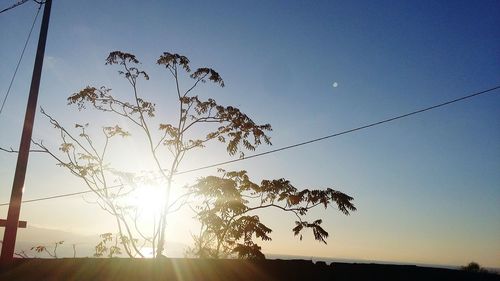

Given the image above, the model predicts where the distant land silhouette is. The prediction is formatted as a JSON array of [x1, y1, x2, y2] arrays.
[[1, 258, 499, 281]]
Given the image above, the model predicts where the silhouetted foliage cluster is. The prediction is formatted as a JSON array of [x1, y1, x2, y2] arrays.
[[460, 262, 489, 273], [14, 241, 70, 259], [187, 170, 356, 259], [94, 233, 138, 258], [67, 51, 271, 160], [31, 50, 273, 257]]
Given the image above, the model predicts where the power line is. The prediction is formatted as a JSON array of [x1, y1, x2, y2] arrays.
[[0, 184, 124, 206], [0, 2, 42, 115], [0, 85, 499, 206], [174, 85, 500, 175], [0, 0, 30, 14]]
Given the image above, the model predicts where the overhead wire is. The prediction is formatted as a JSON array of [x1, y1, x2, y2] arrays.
[[174, 85, 500, 175], [0, 1, 42, 115], [0, 85, 499, 207], [0, 0, 30, 14], [0, 184, 124, 206]]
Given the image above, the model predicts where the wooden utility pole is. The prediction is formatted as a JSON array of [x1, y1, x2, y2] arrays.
[[1, 0, 52, 262]]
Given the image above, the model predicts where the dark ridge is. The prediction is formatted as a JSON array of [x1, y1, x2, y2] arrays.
[[1, 258, 499, 281]]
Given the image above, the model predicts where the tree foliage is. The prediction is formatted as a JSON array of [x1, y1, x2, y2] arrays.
[[2, 50, 356, 259], [14, 241, 70, 259], [460, 262, 489, 273], [28, 50, 272, 257], [187, 170, 356, 259]]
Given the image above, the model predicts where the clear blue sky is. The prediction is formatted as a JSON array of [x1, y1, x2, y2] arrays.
[[0, 0, 499, 267]]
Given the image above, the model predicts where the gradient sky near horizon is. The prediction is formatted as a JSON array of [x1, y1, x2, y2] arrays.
[[0, 0, 499, 267]]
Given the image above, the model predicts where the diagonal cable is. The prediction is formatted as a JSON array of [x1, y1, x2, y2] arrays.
[[0, 0, 30, 14], [0, 2, 42, 115], [174, 85, 500, 175]]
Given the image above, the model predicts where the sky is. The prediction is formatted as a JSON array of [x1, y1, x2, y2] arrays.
[[0, 0, 499, 267]]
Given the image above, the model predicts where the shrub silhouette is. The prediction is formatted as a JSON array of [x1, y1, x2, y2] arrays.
[[187, 169, 356, 259]]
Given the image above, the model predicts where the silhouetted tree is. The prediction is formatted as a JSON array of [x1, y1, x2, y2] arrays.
[[187, 170, 356, 259], [2, 51, 356, 259], [461, 262, 489, 273], [25, 51, 272, 257]]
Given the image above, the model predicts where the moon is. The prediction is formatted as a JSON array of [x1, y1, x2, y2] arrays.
[[332, 82, 339, 88]]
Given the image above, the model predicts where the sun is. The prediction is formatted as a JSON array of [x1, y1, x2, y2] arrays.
[[121, 180, 193, 247], [127, 183, 165, 216]]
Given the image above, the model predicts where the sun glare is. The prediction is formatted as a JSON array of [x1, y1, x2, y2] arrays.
[[128, 183, 164, 216]]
